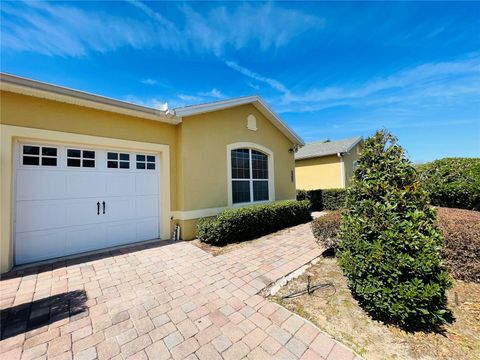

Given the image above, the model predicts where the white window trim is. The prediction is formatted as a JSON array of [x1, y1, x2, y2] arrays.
[[226, 142, 275, 207]]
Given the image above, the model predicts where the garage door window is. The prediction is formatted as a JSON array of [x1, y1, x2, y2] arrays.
[[107, 152, 130, 169], [67, 149, 95, 168], [22, 145, 57, 166], [136, 154, 156, 170]]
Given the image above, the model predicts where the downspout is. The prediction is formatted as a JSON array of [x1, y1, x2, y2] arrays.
[[337, 152, 346, 189]]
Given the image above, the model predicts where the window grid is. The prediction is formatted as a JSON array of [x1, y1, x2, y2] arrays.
[[67, 149, 96, 168], [107, 152, 130, 169], [22, 145, 57, 166], [231, 149, 269, 204], [136, 154, 156, 170]]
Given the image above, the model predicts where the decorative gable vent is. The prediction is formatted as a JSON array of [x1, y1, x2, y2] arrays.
[[247, 114, 257, 131]]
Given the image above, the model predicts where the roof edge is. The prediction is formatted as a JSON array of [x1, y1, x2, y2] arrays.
[[0, 73, 181, 125]]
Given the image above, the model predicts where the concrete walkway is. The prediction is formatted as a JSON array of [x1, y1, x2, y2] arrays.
[[1, 223, 359, 360]]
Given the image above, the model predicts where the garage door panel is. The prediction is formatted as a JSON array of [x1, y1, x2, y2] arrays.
[[106, 221, 137, 247], [16, 169, 67, 200], [135, 196, 159, 218], [16, 200, 66, 232], [136, 218, 159, 242], [66, 225, 106, 255], [67, 172, 106, 198], [15, 230, 66, 264], [105, 173, 136, 196], [104, 198, 136, 221], [66, 199, 104, 227], [135, 173, 159, 195]]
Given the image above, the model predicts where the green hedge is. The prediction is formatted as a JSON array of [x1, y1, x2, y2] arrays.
[[296, 188, 346, 211], [197, 200, 311, 246], [416, 158, 480, 211]]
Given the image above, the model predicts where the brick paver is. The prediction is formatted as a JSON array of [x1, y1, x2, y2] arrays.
[[1, 223, 359, 359]]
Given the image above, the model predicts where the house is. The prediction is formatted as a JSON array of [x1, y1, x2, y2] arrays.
[[0, 73, 303, 272], [295, 136, 363, 190]]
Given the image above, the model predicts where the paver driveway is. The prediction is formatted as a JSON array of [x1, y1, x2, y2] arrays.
[[1, 223, 359, 360]]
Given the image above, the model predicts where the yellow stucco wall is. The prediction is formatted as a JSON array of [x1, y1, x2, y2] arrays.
[[176, 104, 297, 211], [295, 155, 342, 190]]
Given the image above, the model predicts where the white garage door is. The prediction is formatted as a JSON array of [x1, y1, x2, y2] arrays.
[[14, 142, 160, 265]]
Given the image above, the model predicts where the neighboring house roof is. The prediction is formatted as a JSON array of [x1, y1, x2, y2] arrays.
[[0, 73, 180, 124], [173, 96, 304, 146], [295, 136, 363, 160], [0, 73, 304, 145]]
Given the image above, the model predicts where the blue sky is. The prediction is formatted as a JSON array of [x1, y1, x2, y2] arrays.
[[1, 1, 479, 162]]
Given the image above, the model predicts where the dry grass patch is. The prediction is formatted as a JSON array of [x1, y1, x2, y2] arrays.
[[270, 256, 480, 360]]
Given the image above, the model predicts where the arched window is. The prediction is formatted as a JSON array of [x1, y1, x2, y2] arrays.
[[230, 148, 270, 204]]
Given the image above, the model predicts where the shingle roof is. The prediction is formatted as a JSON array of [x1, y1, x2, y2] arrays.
[[295, 136, 363, 160]]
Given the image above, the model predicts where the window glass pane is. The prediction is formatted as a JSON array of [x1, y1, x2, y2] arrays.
[[137, 162, 146, 169], [147, 163, 155, 170], [83, 151, 95, 159], [23, 156, 39, 165], [107, 152, 118, 160], [231, 149, 250, 179], [120, 161, 129, 169], [42, 147, 57, 156], [136, 154, 145, 162], [23, 146, 39, 155], [147, 155, 155, 162], [253, 181, 269, 201], [67, 158, 81, 167], [252, 150, 268, 179], [232, 180, 250, 204], [42, 157, 57, 166], [83, 160, 95, 168], [107, 161, 118, 168], [120, 153, 129, 161], [68, 149, 81, 158]]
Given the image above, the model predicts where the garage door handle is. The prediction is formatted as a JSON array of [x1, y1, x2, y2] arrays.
[[102, 201, 106, 214], [97, 202, 100, 215]]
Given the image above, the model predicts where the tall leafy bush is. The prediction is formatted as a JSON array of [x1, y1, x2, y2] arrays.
[[338, 130, 451, 329]]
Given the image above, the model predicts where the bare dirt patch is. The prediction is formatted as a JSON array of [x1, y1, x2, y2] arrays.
[[270, 255, 480, 360]]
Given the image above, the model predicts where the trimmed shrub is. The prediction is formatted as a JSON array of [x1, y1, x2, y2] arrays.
[[308, 190, 323, 211], [417, 158, 480, 211], [296, 189, 346, 211], [438, 207, 480, 282], [338, 130, 452, 329], [296, 189, 310, 202], [197, 200, 311, 246], [311, 211, 342, 250], [322, 189, 346, 210]]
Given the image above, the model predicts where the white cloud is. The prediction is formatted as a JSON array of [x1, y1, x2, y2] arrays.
[[123, 95, 168, 111], [177, 94, 202, 102], [225, 61, 290, 95], [1, 1, 324, 57], [141, 78, 158, 85], [0, 1, 156, 57], [198, 88, 225, 99]]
